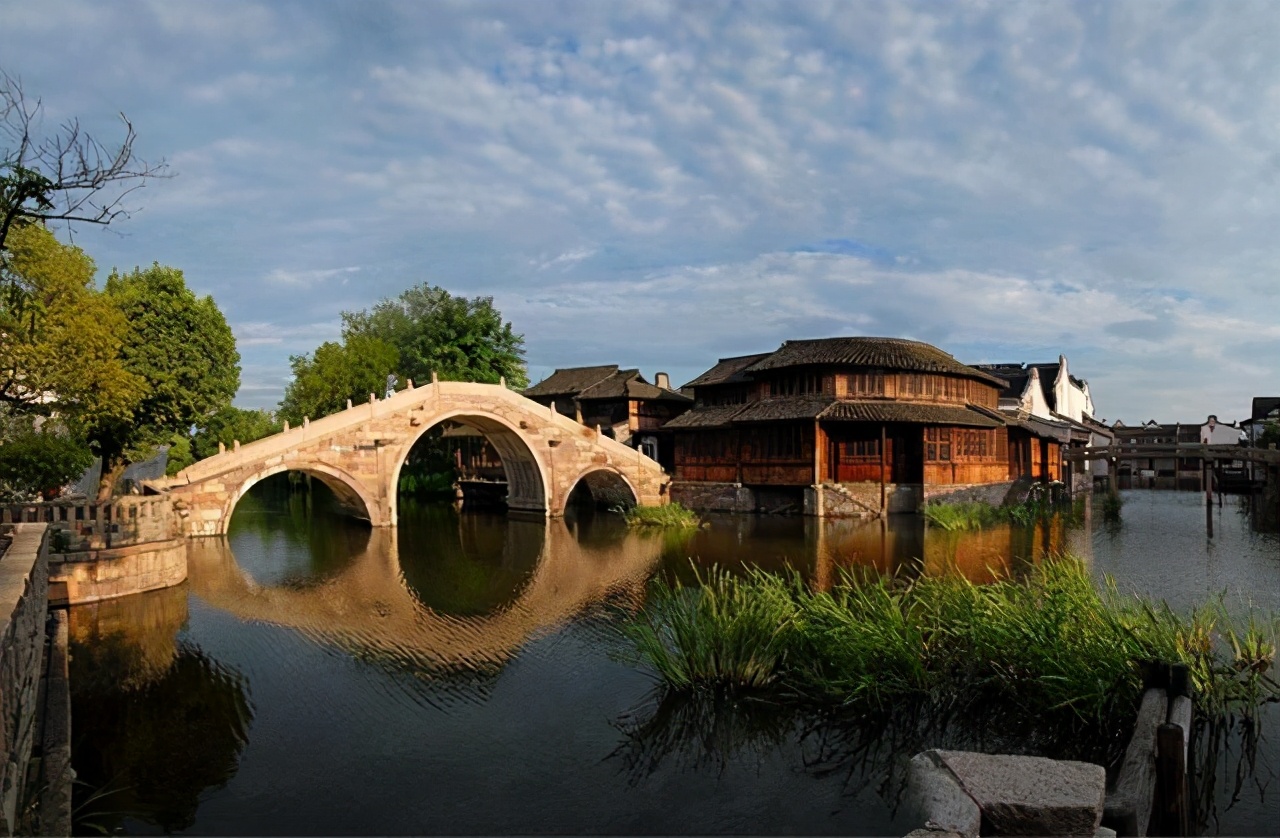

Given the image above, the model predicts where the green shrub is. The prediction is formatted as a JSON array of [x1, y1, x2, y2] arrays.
[[622, 502, 701, 529]]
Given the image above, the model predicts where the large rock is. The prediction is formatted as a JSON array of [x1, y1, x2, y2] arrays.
[[934, 750, 1105, 837], [904, 752, 982, 838]]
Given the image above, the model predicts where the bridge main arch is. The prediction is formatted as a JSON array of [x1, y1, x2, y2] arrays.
[[387, 408, 551, 525]]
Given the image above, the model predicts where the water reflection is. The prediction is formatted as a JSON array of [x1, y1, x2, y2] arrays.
[[69, 589, 253, 834], [396, 500, 543, 616], [226, 474, 369, 588], [190, 506, 664, 676], [651, 507, 1085, 589], [65, 491, 1279, 836]]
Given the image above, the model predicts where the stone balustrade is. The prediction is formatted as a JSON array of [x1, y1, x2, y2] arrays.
[[0, 495, 179, 552]]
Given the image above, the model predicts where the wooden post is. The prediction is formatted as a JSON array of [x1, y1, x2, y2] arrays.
[[1153, 722, 1190, 837], [880, 424, 887, 514]]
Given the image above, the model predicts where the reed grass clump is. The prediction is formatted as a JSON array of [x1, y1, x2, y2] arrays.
[[922, 494, 1066, 531], [622, 502, 701, 529], [1101, 492, 1124, 522], [620, 556, 1280, 723]]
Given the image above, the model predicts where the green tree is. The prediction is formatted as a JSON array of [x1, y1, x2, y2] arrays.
[[0, 413, 94, 501], [0, 223, 144, 430], [1260, 420, 1280, 449], [98, 264, 239, 497], [278, 334, 398, 424], [165, 406, 283, 476], [192, 406, 281, 463], [341, 284, 527, 389]]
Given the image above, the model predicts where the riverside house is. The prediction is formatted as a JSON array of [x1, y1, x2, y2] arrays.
[[665, 337, 1065, 517], [523, 365, 693, 471]]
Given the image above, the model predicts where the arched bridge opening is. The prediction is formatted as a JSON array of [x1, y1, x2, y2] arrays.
[[225, 471, 373, 586], [392, 414, 548, 519], [223, 464, 379, 535], [566, 468, 638, 511]]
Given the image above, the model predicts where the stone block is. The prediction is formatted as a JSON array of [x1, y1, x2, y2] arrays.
[[905, 752, 982, 838], [934, 750, 1105, 837]]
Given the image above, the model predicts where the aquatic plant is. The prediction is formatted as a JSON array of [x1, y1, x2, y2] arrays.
[[620, 555, 1280, 724], [922, 497, 1061, 531], [622, 502, 701, 529], [1101, 492, 1124, 523], [620, 566, 797, 690]]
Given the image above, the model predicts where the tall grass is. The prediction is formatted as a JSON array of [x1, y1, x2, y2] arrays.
[[922, 497, 1059, 531], [619, 556, 1280, 723], [622, 502, 701, 529]]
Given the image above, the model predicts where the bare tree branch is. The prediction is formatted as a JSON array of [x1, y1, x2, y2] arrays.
[[1, 69, 172, 254]]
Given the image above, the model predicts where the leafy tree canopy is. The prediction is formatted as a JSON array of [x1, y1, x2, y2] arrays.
[[0, 222, 144, 430], [165, 407, 283, 476], [98, 264, 239, 495], [341, 284, 527, 389], [0, 413, 94, 501], [278, 334, 397, 425], [1261, 420, 1280, 449]]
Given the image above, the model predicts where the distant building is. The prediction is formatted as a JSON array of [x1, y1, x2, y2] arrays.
[[523, 366, 693, 470], [971, 355, 1113, 493]]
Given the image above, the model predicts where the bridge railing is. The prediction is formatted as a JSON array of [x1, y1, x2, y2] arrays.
[[168, 379, 666, 483], [0, 495, 180, 552], [1065, 443, 1280, 465]]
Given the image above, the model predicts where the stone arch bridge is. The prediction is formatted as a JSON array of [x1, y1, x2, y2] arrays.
[[160, 381, 670, 537]]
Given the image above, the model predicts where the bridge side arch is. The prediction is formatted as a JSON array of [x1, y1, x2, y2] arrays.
[[559, 465, 639, 513], [220, 461, 383, 535], [388, 408, 552, 524]]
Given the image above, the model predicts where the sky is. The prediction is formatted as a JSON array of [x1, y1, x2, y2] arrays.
[[2, 0, 1278, 425]]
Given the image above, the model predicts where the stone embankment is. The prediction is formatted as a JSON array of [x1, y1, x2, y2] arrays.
[[1, 497, 186, 606], [0, 523, 71, 837]]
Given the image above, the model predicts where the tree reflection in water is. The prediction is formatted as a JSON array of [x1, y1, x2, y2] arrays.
[[70, 588, 253, 834]]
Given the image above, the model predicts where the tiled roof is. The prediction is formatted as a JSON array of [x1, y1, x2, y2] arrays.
[[1252, 397, 1280, 421], [575, 369, 640, 400], [576, 370, 693, 403], [662, 404, 748, 429], [683, 353, 771, 388], [731, 396, 834, 423], [747, 337, 1008, 386], [523, 365, 618, 397], [819, 401, 1003, 428]]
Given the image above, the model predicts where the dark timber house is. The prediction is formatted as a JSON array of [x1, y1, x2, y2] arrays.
[[523, 365, 693, 471], [665, 337, 1064, 517]]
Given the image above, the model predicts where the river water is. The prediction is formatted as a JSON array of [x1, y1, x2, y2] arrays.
[[68, 481, 1279, 835]]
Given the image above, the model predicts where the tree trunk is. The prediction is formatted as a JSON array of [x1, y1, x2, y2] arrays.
[[97, 453, 127, 501]]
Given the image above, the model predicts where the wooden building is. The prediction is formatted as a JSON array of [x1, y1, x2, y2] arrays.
[[665, 337, 1065, 517], [524, 365, 693, 471]]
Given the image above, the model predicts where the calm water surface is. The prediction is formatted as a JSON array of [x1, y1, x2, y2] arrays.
[[69, 484, 1279, 835]]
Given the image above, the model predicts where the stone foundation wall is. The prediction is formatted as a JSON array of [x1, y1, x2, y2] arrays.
[[0, 523, 49, 835], [670, 481, 756, 513], [48, 538, 187, 607], [923, 481, 1017, 508]]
